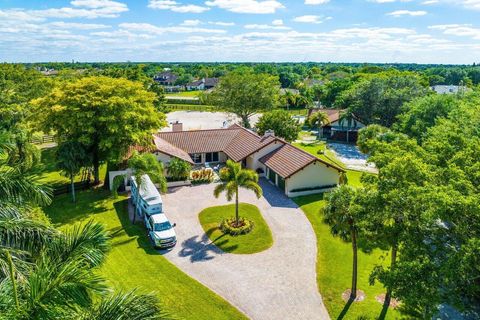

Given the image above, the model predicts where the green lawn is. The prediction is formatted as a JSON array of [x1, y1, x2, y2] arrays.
[[165, 90, 202, 98], [293, 195, 400, 319], [198, 203, 273, 254], [44, 190, 247, 320], [293, 141, 346, 169], [33, 146, 107, 188]]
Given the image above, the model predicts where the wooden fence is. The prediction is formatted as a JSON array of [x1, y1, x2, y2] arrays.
[[31, 135, 55, 145], [53, 180, 92, 196]]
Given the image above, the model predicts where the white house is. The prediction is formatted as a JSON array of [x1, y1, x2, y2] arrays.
[[145, 124, 344, 197]]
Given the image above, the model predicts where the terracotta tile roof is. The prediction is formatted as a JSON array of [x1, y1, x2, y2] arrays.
[[259, 143, 344, 178], [153, 136, 194, 164], [154, 126, 277, 162], [307, 109, 342, 124]]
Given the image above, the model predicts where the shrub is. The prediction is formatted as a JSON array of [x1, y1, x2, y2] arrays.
[[167, 158, 192, 181], [220, 217, 255, 236]]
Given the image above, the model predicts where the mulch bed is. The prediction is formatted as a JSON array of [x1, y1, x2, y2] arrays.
[[341, 289, 366, 302], [375, 293, 401, 308]]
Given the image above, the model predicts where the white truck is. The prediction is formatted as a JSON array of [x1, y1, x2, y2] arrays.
[[145, 213, 177, 249]]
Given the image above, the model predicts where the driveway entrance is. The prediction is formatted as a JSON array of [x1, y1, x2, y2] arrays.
[[162, 179, 330, 320]]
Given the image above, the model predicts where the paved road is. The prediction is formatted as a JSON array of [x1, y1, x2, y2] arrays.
[[162, 179, 330, 320]]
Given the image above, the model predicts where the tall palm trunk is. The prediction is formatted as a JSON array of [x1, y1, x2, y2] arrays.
[[350, 228, 358, 300], [235, 186, 239, 226], [384, 244, 398, 307], [6, 251, 19, 310], [70, 175, 76, 203]]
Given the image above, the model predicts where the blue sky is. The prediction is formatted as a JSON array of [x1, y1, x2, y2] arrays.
[[0, 0, 479, 63]]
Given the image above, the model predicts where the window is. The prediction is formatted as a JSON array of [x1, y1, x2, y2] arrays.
[[190, 153, 202, 164], [206, 152, 219, 162]]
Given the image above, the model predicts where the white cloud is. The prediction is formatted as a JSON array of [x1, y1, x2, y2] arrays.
[[181, 19, 201, 26], [293, 15, 330, 24], [305, 0, 330, 4], [0, 0, 128, 20], [429, 23, 480, 39], [208, 21, 235, 26], [453, 0, 480, 10], [244, 20, 290, 30], [48, 21, 111, 29], [387, 10, 428, 16], [422, 0, 439, 4], [118, 22, 226, 34], [369, 0, 413, 3], [70, 0, 127, 10], [204, 0, 285, 14], [148, 1, 210, 13]]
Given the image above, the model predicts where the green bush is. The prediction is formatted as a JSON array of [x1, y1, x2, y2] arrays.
[[220, 217, 255, 236], [167, 158, 192, 181]]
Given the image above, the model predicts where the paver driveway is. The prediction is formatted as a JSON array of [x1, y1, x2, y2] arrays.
[[162, 179, 330, 320]]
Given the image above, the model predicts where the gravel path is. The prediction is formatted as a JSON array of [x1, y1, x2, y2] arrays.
[[162, 179, 330, 320]]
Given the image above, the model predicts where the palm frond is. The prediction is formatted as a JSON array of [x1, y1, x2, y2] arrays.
[[0, 167, 52, 207], [80, 290, 170, 320]]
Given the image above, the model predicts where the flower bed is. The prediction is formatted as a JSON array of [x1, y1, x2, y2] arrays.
[[220, 217, 255, 236], [191, 168, 214, 185]]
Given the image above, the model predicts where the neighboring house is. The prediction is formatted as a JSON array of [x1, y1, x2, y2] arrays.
[[148, 124, 344, 197], [431, 85, 467, 95], [185, 77, 219, 91], [154, 71, 178, 86], [308, 108, 365, 143]]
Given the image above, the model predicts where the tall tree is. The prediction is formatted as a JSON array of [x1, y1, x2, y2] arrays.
[[338, 71, 427, 127], [324, 185, 363, 300], [211, 70, 280, 128], [214, 160, 262, 226], [56, 141, 90, 203], [256, 110, 300, 142], [34, 76, 165, 184]]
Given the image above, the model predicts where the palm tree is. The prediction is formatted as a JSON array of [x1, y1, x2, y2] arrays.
[[0, 220, 169, 320], [213, 160, 262, 227], [308, 111, 330, 140], [128, 152, 167, 224], [339, 110, 357, 143], [324, 185, 362, 301], [79, 290, 169, 320]]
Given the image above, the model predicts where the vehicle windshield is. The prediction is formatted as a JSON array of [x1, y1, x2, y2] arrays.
[[153, 222, 172, 232]]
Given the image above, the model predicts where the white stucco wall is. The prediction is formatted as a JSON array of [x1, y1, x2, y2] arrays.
[[286, 161, 340, 193], [155, 151, 173, 165], [246, 141, 284, 172]]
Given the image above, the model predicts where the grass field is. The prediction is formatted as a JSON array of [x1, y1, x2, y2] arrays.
[[293, 141, 346, 169], [165, 90, 202, 98], [293, 194, 400, 320], [198, 203, 273, 254], [34, 146, 107, 188], [44, 190, 247, 320]]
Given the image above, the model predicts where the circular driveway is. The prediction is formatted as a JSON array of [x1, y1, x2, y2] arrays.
[[162, 179, 330, 320]]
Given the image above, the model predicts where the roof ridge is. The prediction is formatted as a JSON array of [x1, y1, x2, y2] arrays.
[[155, 127, 241, 135]]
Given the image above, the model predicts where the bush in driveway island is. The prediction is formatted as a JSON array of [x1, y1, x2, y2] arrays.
[[220, 217, 254, 236]]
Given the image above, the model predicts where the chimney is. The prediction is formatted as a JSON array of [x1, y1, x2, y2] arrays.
[[264, 130, 275, 138], [172, 121, 183, 132]]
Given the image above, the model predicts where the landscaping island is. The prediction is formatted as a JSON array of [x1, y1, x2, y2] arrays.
[[198, 203, 273, 254]]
